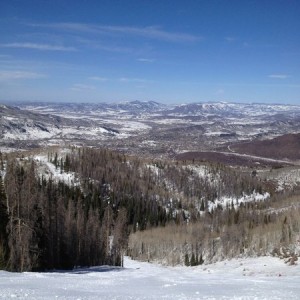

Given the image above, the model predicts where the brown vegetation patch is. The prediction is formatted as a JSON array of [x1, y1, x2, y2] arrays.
[[176, 151, 286, 168], [231, 133, 300, 161]]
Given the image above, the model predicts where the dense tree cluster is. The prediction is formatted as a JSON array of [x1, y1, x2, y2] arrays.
[[64, 147, 170, 230], [0, 146, 298, 271], [0, 156, 128, 271]]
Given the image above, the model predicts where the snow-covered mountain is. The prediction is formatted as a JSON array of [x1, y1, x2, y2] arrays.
[[0, 105, 61, 140], [115, 100, 165, 113], [2, 100, 300, 157], [18, 100, 166, 116], [0, 103, 119, 145], [168, 102, 300, 117]]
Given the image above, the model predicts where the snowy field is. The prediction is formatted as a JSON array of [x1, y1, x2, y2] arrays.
[[1, 256, 300, 299]]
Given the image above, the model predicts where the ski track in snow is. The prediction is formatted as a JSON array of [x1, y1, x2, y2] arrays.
[[1, 256, 300, 299]]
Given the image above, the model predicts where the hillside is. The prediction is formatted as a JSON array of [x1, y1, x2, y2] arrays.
[[231, 133, 300, 161], [1, 146, 300, 271]]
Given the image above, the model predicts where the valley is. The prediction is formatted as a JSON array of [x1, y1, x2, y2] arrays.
[[2, 101, 300, 163]]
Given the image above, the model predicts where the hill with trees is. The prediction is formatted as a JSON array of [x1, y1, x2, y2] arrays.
[[0, 146, 299, 271]]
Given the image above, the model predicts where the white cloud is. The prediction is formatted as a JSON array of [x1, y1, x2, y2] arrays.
[[268, 74, 289, 79], [35, 23, 200, 43], [76, 38, 133, 53], [70, 83, 96, 91], [103, 25, 199, 42], [1, 43, 76, 51], [0, 70, 46, 81]]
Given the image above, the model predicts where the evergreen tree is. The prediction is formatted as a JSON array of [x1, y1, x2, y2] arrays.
[[190, 252, 196, 266], [184, 253, 190, 266], [199, 253, 204, 265]]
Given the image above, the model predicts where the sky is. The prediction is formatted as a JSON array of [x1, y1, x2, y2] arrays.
[[0, 0, 300, 104]]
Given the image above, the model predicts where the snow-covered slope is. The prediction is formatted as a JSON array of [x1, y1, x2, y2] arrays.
[[0, 256, 299, 299], [34, 154, 79, 186], [0, 104, 120, 143]]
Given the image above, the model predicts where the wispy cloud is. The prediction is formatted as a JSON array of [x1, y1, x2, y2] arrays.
[[1, 43, 76, 51], [224, 37, 236, 42], [94, 44, 133, 53], [216, 89, 225, 95], [88, 76, 108, 82], [137, 58, 155, 63], [0, 54, 12, 58], [0, 70, 46, 81], [119, 77, 150, 83], [102, 25, 199, 42], [70, 83, 96, 91], [33, 22, 200, 43], [268, 74, 290, 79], [216, 82, 300, 88]]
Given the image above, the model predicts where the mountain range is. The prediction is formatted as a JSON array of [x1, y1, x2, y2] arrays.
[[1, 100, 300, 160]]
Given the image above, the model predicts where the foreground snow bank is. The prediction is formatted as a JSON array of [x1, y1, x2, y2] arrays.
[[1, 256, 300, 299]]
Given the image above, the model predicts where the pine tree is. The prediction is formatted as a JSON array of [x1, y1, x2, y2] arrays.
[[64, 154, 70, 173], [0, 152, 4, 171], [53, 152, 58, 169], [184, 253, 190, 266], [190, 252, 196, 266], [199, 253, 204, 265], [200, 199, 205, 211]]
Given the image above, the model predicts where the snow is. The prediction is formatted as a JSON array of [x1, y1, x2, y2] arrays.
[[0, 147, 21, 153], [34, 155, 79, 186], [0, 256, 300, 299], [208, 191, 270, 212], [204, 131, 228, 136], [185, 165, 210, 179], [104, 119, 152, 132], [153, 118, 191, 125], [266, 168, 300, 191], [61, 126, 115, 140], [3, 126, 60, 140], [141, 140, 157, 146]]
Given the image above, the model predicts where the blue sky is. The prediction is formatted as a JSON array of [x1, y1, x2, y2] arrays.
[[0, 0, 299, 104]]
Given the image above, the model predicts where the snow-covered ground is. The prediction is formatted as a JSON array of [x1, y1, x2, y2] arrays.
[[34, 154, 79, 186], [208, 191, 270, 212], [1, 256, 300, 299]]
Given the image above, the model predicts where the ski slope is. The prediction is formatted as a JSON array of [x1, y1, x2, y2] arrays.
[[0, 256, 300, 299]]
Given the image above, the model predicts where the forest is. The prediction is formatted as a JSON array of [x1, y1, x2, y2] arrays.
[[0, 147, 299, 271]]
